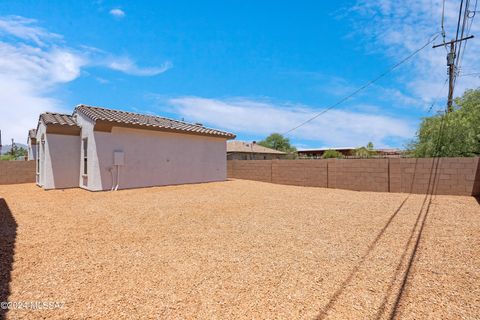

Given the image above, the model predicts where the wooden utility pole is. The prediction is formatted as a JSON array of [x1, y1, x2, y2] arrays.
[[446, 41, 455, 112], [11, 138, 15, 156], [433, 35, 474, 112]]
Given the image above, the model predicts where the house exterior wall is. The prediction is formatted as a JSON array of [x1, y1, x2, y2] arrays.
[[27, 138, 37, 160], [46, 134, 81, 189], [36, 123, 47, 187], [76, 112, 227, 191], [36, 122, 81, 189], [77, 114, 98, 189]]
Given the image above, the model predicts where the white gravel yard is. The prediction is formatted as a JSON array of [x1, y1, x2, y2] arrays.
[[0, 179, 479, 319]]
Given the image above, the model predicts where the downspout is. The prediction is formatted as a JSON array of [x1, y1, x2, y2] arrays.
[[109, 166, 116, 191], [114, 165, 120, 191]]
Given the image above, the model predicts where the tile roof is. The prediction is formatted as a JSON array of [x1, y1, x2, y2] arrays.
[[40, 112, 78, 127], [74, 105, 236, 139], [28, 129, 37, 139], [227, 141, 286, 154]]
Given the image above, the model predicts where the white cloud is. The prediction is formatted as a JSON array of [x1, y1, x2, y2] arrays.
[[166, 96, 414, 147], [106, 57, 172, 76], [0, 15, 170, 144], [0, 18, 86, 144], [351, 0, 480, 104], [0, 15, 61, 46], [109, 8, 125, 18]]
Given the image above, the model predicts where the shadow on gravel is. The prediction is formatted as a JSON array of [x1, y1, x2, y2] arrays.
[[374, 192, 431, 320], [315, 196, 410, 320], [384, 157, 442, 319], [474, 196, 480, 206], [0, 199, 16, 320]]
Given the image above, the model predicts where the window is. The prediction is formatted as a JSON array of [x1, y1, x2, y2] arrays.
[[83, 138, 88, 175]]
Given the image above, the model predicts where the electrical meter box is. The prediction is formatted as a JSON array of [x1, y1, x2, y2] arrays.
[[113, 151, 125, 166]]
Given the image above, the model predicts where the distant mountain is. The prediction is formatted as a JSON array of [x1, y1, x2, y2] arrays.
[[0, 143, 28, 155]]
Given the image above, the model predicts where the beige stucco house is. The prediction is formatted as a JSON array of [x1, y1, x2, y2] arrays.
[[227, 141, 286, 160], [35, 105, 235, 190], [27, 129, 37, 160]]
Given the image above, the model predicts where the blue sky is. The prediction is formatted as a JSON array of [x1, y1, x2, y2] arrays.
[[1, 0, 479, 148]]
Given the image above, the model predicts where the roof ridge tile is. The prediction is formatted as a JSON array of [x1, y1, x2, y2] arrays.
[[74, 104, 235, 139]]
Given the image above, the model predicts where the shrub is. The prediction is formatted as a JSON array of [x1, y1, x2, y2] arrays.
[[322, 150, 344, 159]]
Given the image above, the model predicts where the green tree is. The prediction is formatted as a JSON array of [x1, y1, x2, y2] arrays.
[[321, 150, 344, 159], [354, 147, 371, 158], [15, 147, 27, 158], [354, 142, 377, 158], [258, 133, 297, 153], [409, 89, 480, 157], [0, 145, 27, 161]]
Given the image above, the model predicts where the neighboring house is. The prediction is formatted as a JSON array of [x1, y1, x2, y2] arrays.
[[227, 141, 287, 160], [27, 129, 37, 160], [297, 147, 356, 158], [375, 148, 403, 157], [35, 105, 235, 190]]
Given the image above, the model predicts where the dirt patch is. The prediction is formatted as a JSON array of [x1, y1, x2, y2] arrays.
[[0, 180, 478, 319]]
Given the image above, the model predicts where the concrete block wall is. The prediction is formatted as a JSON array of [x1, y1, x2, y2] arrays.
[[273, 160, 328, 187], [301, 160, 329, 188], [0, 161, 36, 185], [328, 159, 389, 192], [228, 160, 272, 183], [228, 157, 480, 196], [389, 157, 480, 195]]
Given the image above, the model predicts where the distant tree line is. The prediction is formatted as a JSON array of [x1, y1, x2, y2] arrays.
[[321, 142, 377, 159]]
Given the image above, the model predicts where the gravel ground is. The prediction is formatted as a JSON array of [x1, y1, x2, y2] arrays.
[[0, 179, 478, 319]]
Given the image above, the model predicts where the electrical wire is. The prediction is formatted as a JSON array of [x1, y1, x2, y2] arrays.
[[467, 0, 478, 17], [427, 78, 449, 113], [454, 0, 477, 92], [457, 0, 477, 78], [455, 0, 470, 69], [282, 33, 440, 136], [455, 0, 465, 48], [441, 0, 447, 43]]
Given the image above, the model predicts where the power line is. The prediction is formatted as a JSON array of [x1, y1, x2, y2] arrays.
[[456, 0, 477, 78], [441, 0, 447, 42], [454, 0, 471, 75], [427, 78, 449, 113], [455, 0, 465, 48], [282, 33, 440, 136]]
